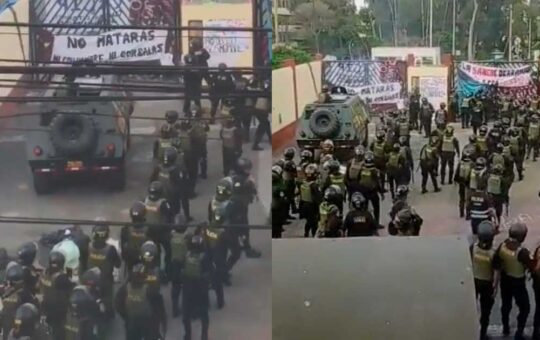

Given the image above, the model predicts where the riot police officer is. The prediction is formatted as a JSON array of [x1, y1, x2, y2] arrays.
[[1, 263, 39, 340], [370, 130, 391, 191], [358, 151, 385, 226], [6, 303, 49, 340], [476, 126, 489, 158], [345, 146, 364, 198], [318, 139, 336, 164], [343, 192, 378, 237], [470, 157, 489, 192], [182, 234, 212, 340], [398, 136, 414, 186], [419, 97, 434, 137], [323, 160, 345, 205], [220, 116, 242, 176], [395, 115, 410, 146], [494, 223, 533, 339], [298, 164, 321, 238], [461, 94, 472, 128], [115, 263, 166, 340], [190, 112, 210, 179], [471, 221, 498, 340], [419, 135, 441, 194], [298, 149, 314, 178], [409, 89, 420, 130], [435, 102, 448, 125], [391, 208, 423, 236], [120, 202, 150, 273], [463, 135, 480, 161], [183, 52, 202, 116], [272, 165, 288, 239], [86, 224, 120, 318], [164, 110, 179, 134], [210, 63, 235, 123], [229, 158, 261, 258], [509, 127, 525, 181], [487, 121, 503, 154], [527, 114, 540, 161], [471, 101, 485, 135], [468, 188, 495, 237], [282, 147, 298, 216], [316, 186, 342, 238], [486, 164, 507, 222], [153, 124, 174, 162], [439, 125, 460, 185], [64, 286, 99, 340], [150, 147, 191, 222], [39, 251, 73, 340], [16, 242, 39, 294], [386, 143, 405, 199], [169, 224, 188, 317], [175, 119, 197, 197], [140, 241, 161, 291], [199, 221, 227, 310], [387, 185, 410, 235], [454, 150, 473, 219]]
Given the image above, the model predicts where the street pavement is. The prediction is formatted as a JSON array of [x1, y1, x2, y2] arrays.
[[0, 95, 271, 340], [274, 120, 540, 339]]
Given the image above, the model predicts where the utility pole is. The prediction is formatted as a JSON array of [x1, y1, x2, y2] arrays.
[[429, 0, 433, 47], [273, 0, 280, 45], [509, 4, 513, 61], [528, 17, 532, 60], [452, 0, 456, 55]]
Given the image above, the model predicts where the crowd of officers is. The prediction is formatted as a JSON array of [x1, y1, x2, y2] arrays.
[[182, 38, 271, 151], [0, 109, 262, 339]]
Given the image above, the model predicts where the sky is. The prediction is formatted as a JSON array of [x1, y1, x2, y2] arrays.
[[354, 0, 367, 9]]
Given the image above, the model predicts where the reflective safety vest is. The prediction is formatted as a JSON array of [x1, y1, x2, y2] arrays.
[[318, 202, 337, 232], [205, 228, 222, 249], [170, 231, 188, 263], [143, 198, 165, 224], [461, 98, 470, 108], [502, 145, 513, 159], [387, 153, 400, 169], [459, 161, 472, 180], [399, 122, 409, 136], [178, 130, 192, 153], [157, 138, 172, 160], [477, 137, 488, 152], [472, 245, 494, 281], [442, 136, 455, 153], [510, 136, 520, 154], [373, 143, 385, 158], [529, 123, 539, 140], [469, 192, 489, 219], [421, 146, 435, 161], [487, 175, 502, 195], [492, 153, 505, 167], [300, 181, 313, 203], [221, 127, 237, 149], [126, 284, 151, 319], [184, 252, 203, 279], [348, 160, 363, 181], [330, 174, 345, 192], [469, 171, 481, 190], [358, 169, 376, 190], [499, 243, 526, 278]]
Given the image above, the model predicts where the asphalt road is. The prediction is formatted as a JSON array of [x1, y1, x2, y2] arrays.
[[274, 121, 540, 339], [0, 94, 271, 340]]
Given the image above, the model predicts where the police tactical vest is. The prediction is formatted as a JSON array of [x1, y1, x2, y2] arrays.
[[300, 181, 313, 203], [144, 198, 165, 224], [205, 228, 222, 249], [499, 243, 526, 278], [510, 136, 520, 154], [487, 175, 502, 195], [157, 167, 172, 194], [529, 123, 539, 140], [221, 127, 236, 149], [170, 232, 188, 263], [399, 122, 409, 136], [462, 98, 470, 108], [158, 138, 172, 160], [472, 245, 494, 281], [477, 137, 488, 152], [469, 171, 479, 190], [373, 143, 385, 158], [178, 130, 192, 153], [40, 271, 62, 306], [459, 161, 471, 180], [442, 137, 454, 153], [348, 160, 363, 181], [2, 287, 21, 329], [88, 243, 112, 275], [470, 192, 489, 219], [330, 174, 345, 192], [64, 312, 83, 340], [492, 153, 505, 167], [127, 226, 149, 255], [387, 153, 400, 169], [502, 102, 510, 112], [318, 202, 336, 232], [421, 146, 435, 161], [126, 284, 151, 319], [359, 169, 375, 190], [502, 145, 512, 158], [184, 252, 203, 279], [191, 123, 207, 143], [283, 161, 296, 181]]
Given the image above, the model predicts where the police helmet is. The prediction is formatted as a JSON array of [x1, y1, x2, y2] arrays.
[[328, 160, 340, 173], [475, 157, 486, 170], [70, 286, 93, 316], [509, 222, 528, 243], [48, 251, 65, 270], [502, 117, 511, 127], [354, 145, 365, 158], [165, 110, 179, 124], [351, 192, 367, 210], [510, 127, 519, 137], [469, 134, 477, 143], [216, 177, 233, 198], [496, 143, 504, 153], [364, 151, 375, 167], [305, 164, 318, 178], [462, 149, 472, 161], [399, 136, 408, 145], [477, 221, 495, 244], [148, 181, 164, 201], [393, 143, 400, 152], [445, 125, 454, 136], [376, 130, 385, 140], [162, 147, 177, 166], [396, 185, 409, 199], [323, 186, 338, 202], [479, 125, 488, 135], [321, 139, 334, 152], [272, 165, 283, 181], [284, 147, 295, 160], [130, 201, 147, 223], [422, 97, 428, 103], [140, 241, 158, 263], [5, 262, 23, 284], [236, 157, 253, 174], [80, 267, 102, 288], [13, 303, 39, 333], [160, 124, 173, 139], [91, 224, 109, 241], [17, 242, 37, 267], [300, 149, 313, 161], [395, 208, 413, 226], [493, 120, 502, 129], [502, 136, 510, 146], [218, 62, 227, 71], [492, 163, 504, 174]]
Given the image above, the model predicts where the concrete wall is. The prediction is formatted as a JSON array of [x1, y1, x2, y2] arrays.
[[0, 1, 29, 97], [408, 66, 449, 108], [272, 60, 321, 152], [181, 3, 254, 68]]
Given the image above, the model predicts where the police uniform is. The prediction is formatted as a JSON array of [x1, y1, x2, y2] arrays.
[[210, 70, 235, 118], [282, 159, 298, 215], [343, 209, 377, 237], [168, 228, 189, 317], [190, 120, 210, 179], [527, 119, 540, 160], [298, 174, 321, 238], [150, 162, 191, 221], [357, 166, 384, 225], [86, 241, 121, 317], [409, 93, 420, 129], [471, 242, 498, 340], [385, 150, 405, 199], [439, 134, 459, 184], [461, 96, 472, 128], [369, 140, 390, 189], [419, 142, 440, 193], [486, 171, 507, 221], [454, 159, 473, 218], [468, 190, 492, 235], [40, 269, 73, 339], [471, 104, 484, 135], [220, 123, 242, 176], [316, 201, 342, 238], [1, 285, 39, 339], [143, 196, 173, 278], [345, 158, 363, 198], [419, 102, 434, 137], [509, 132, 525, 180], [272, 173, 288, 239], [120, 225, 150, 273], [182, 53, 202, 115]]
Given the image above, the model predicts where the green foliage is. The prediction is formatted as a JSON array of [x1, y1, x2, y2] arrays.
[[271, 46, 313, 69]]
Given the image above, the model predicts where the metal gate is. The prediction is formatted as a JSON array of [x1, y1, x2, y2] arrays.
[[322, 60, 408, 113]]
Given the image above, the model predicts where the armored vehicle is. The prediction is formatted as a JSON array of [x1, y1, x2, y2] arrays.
[[26, 74, 133, 194], [296, 87, 369, 161]]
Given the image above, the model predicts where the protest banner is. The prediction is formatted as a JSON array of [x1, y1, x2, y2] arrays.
[[203, 19, 252, 67], [419, 76, 447, 107], [51, 29, 168, 63], [349, 82, 402, 105], [459, 61, 532, 87]]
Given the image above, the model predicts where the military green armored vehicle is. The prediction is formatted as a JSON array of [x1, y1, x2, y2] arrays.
[[296, 87, 369, 161], [26, 74, 133, 194]]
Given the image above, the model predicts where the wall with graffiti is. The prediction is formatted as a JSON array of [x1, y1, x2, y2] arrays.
[[180, 0, 253, 68]]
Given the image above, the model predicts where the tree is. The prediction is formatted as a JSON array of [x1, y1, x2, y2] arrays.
[[293, 1, 336, 53], [468, 0, 479, 60]]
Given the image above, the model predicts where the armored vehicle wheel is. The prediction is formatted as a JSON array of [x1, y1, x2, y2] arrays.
[[33, 174, 54, 195], [309, 109, 339, 138], [106, 166, 126, 191], [50, 114, 98, 157]]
